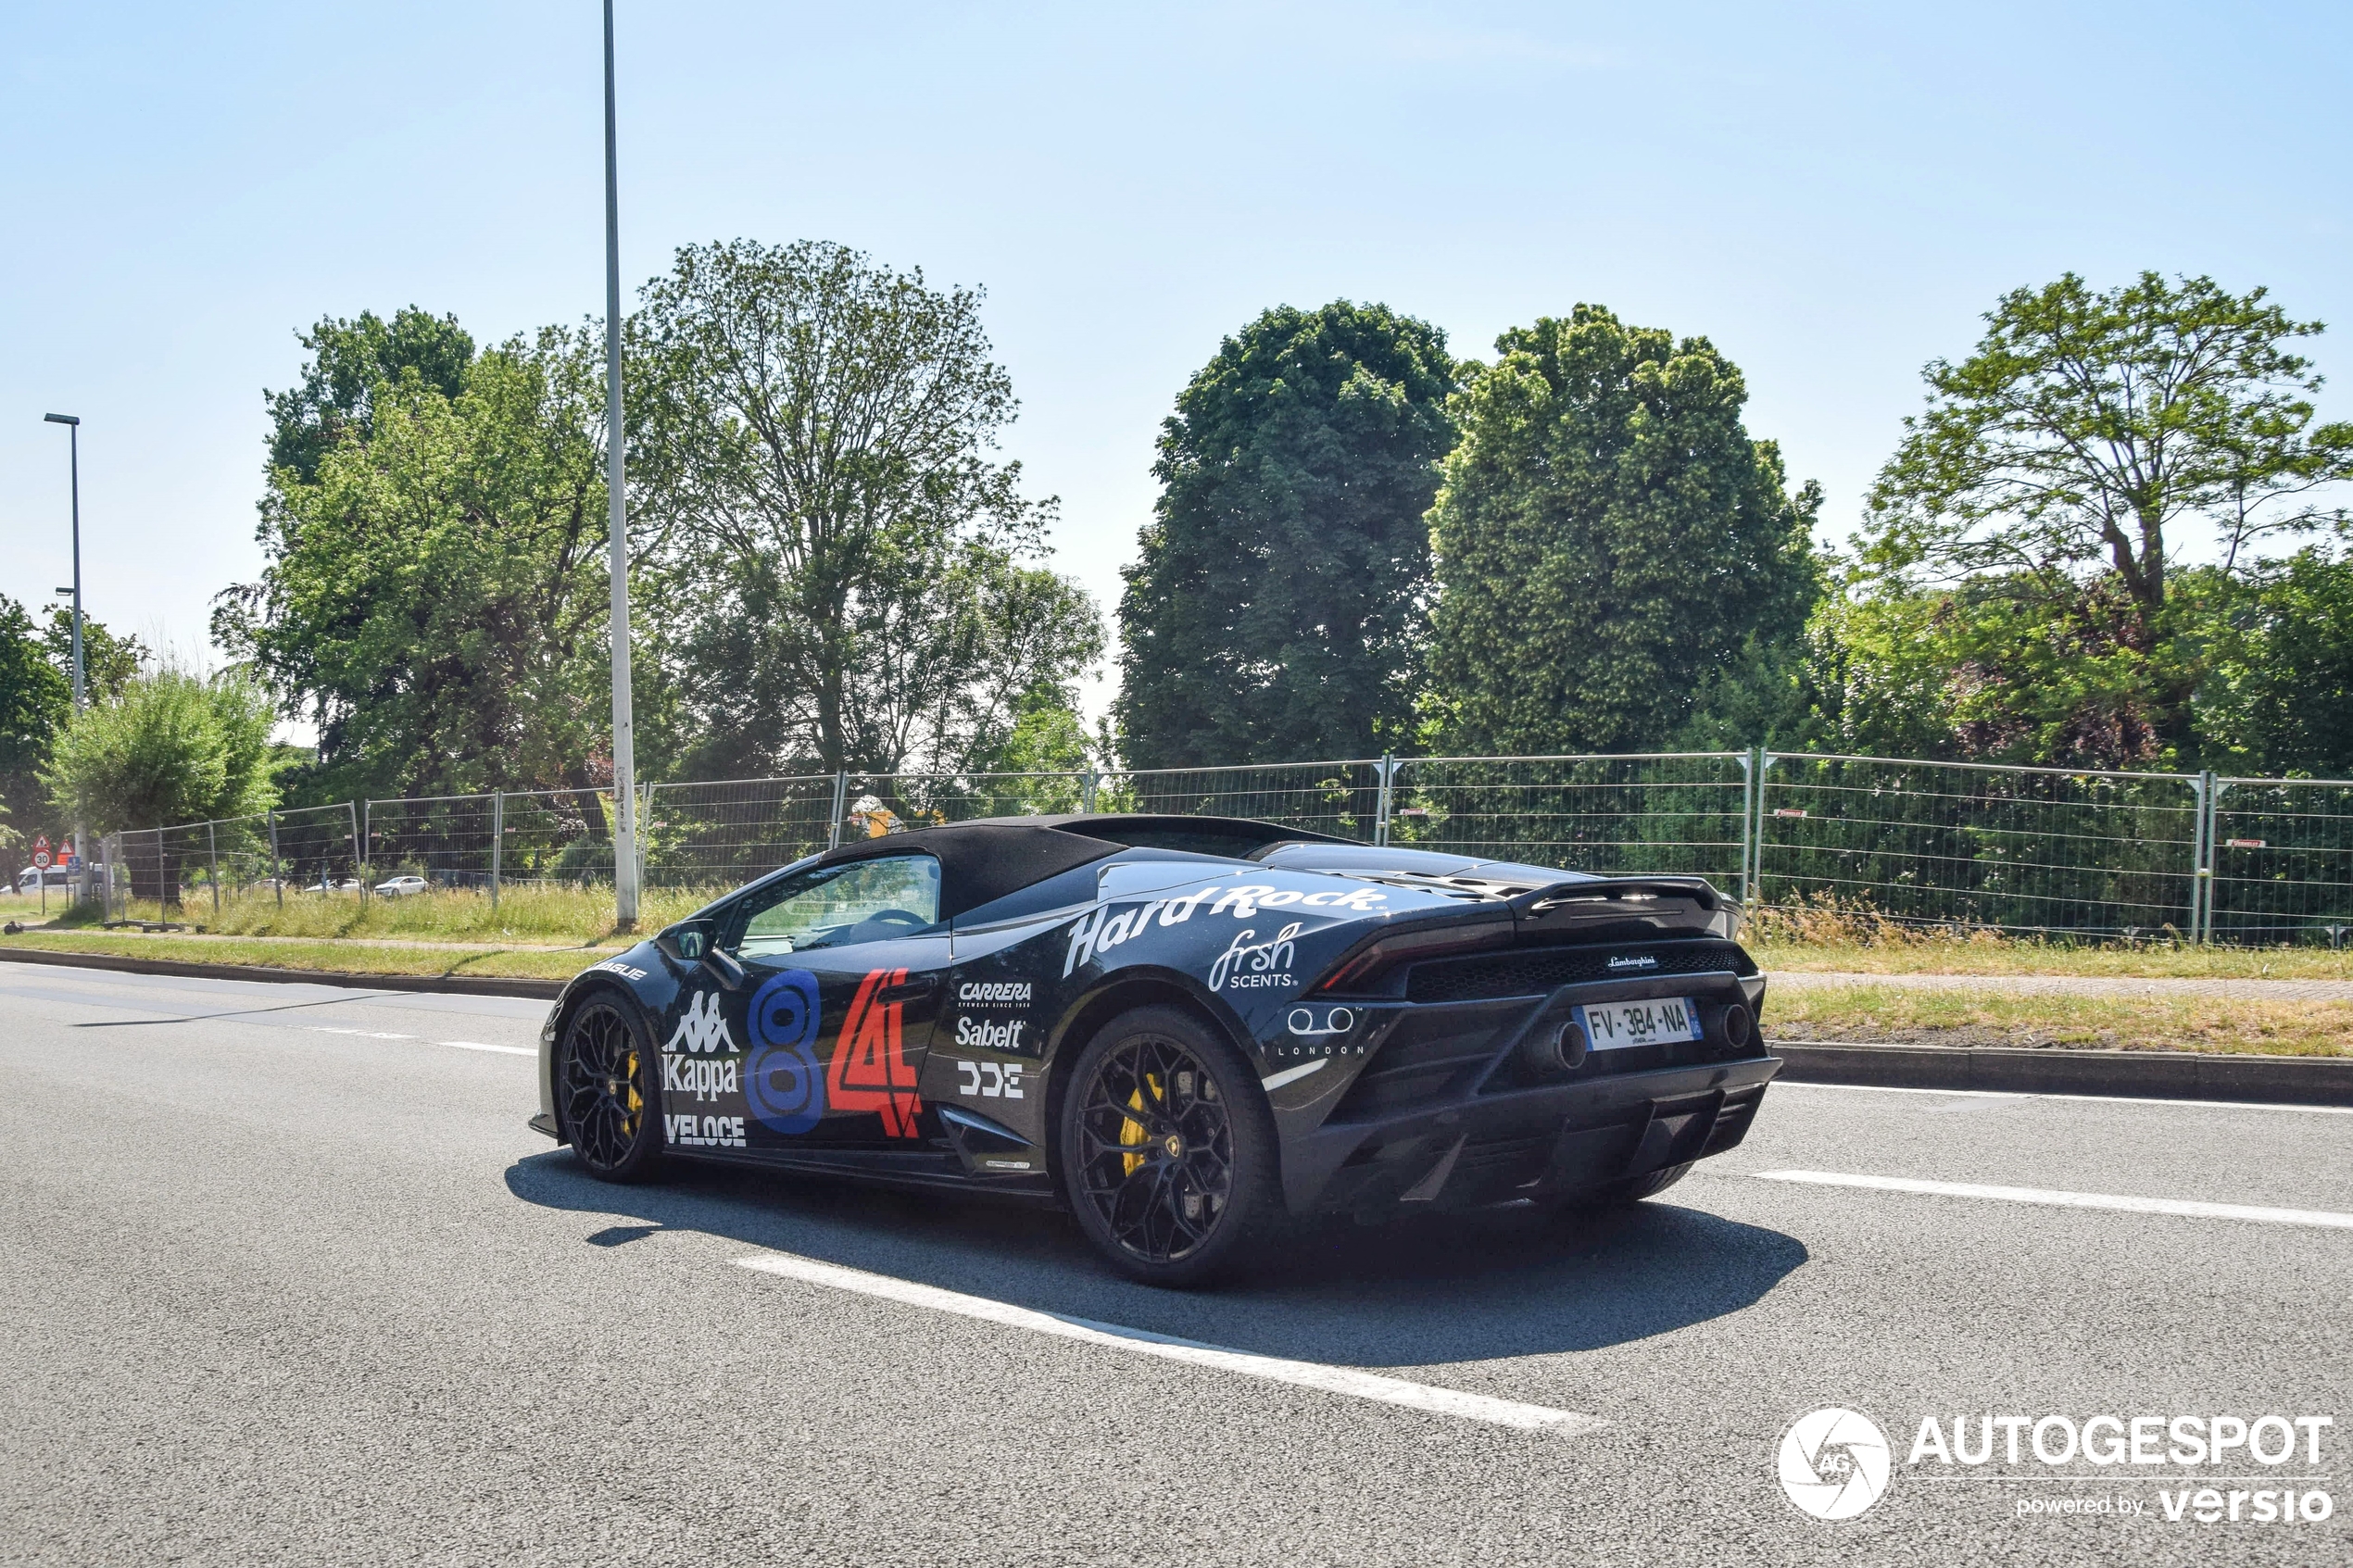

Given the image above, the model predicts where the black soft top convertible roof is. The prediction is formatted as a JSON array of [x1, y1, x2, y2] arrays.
[[812, 814, 1344, 921]]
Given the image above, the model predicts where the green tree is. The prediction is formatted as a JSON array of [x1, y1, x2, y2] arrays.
[[42, 663, 279, 833], [630, 239, 1098, 776], [264, 307, 475, 484], [2, 598, 146, 854], [1427, 305, 1820, 755], [1864, 272, 2353, 758], [1116, 301, 1457, 768], [216, 325, 620, 799], [2189, 542, 2353, 775], [0, 596, 69, 852]]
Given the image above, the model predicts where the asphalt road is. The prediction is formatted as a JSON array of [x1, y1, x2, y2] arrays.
[[5, 963, 2346, 1567]]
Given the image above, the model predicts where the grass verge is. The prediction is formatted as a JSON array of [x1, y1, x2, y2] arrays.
[[0, 930, 593, 982], [1767, 984, 2353, 1058]]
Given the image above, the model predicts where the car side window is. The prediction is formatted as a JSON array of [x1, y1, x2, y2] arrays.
[[730, 855, 943, 957]]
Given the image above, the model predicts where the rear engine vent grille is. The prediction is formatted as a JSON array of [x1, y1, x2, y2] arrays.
[[1406, 939, 1755, 1004]]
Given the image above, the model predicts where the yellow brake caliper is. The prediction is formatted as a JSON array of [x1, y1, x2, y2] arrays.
[[623, 1048, 642, 1137], [1120, 1074, 1161, 1176]]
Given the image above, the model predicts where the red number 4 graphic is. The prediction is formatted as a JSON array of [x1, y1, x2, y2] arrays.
[[828, 968, 925, 1137]]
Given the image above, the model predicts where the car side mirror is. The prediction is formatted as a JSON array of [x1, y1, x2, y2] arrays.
[[660, 919, 714, 963]]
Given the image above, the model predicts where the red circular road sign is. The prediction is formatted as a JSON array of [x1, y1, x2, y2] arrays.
[[31, 850, 51, 868]]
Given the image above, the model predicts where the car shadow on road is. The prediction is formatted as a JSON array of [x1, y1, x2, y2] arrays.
[[506, 1150, 1806, 1367]]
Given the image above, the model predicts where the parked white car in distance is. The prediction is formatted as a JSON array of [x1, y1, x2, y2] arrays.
[[373, 874, 429, 898]]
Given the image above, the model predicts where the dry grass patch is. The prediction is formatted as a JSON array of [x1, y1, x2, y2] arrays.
[[1767, 984, 2353, 1057], [1746, 897, 2353, 980]]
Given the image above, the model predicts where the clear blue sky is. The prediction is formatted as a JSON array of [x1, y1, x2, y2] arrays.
[[5, 1, 2347, 721]]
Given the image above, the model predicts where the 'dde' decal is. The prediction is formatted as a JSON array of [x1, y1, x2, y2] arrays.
[[829, 968, 925, 1138], [745, 969, 825, 1135]]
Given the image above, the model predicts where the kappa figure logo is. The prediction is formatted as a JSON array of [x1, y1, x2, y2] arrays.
[[1778, 1408, 1893, 1521]]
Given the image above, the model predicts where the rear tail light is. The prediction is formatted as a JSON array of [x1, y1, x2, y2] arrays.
[[1312, 917, 1513, 994]]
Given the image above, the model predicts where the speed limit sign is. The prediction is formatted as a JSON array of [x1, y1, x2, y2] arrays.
[[31, 849, 50, 869]]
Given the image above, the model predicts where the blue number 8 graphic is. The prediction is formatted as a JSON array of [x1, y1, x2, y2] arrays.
[[746, 970, 825, 1134]]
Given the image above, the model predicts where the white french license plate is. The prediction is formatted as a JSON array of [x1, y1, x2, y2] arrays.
[[1576, 997, 1703, 1049]]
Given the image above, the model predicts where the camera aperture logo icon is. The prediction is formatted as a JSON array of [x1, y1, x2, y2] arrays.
[[1779, 1408, 1892, 1521]]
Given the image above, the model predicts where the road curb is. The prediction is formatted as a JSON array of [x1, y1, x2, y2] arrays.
[[0, 944, 567, 1000], [1771, 1039, 2353, 1107]]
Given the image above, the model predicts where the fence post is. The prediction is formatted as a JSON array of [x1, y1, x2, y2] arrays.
[[1736, 750, 1756, 905], [1081, 769, 1099, 813], [489, 791, 503, 909], [268, 811, 283, 909], [828, 771, 848, 849], [1374, 753, 1396, 847], [2198, 772, 2226, 945], [1749, 747, 1774, 907], [208, 821, 220, 919], [346, 801, 363, 901]]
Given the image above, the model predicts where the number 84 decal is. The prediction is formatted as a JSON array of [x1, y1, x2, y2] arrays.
[[956, 1060, 1025, 1099]]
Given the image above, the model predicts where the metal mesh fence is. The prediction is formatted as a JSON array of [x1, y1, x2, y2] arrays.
[[94, 749, 2353, 942], [2208, 778, 2353, 947], [1111, 761, 1387, 839], [1390, 755, 1750, 883], [1754, 756, 2202, 936], [646, 776, 837, 888]]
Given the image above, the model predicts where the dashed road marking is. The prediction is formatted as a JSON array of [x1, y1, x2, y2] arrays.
[[307, 1024, 533, 1057], [1771, 1080, 2353, 1116], [734, 1251, 1605, 1437], [1755, 1169, 2353, 1229]]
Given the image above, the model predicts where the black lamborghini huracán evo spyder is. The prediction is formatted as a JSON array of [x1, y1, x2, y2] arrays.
[[533, 814, 1779, 1284]]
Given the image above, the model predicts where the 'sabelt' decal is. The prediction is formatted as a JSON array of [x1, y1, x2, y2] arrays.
[[829, 968, 925, 1138]]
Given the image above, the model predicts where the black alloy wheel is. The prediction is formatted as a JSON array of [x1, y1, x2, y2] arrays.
[[1059, 1007, 1280, 1287], [559, 995, 661, 1182]]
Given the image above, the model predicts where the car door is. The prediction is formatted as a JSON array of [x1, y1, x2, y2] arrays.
[[692, 851, 951, 1154]]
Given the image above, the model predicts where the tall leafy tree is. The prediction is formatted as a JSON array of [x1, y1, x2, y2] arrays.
[[1862, 272, 2353, 759], [1428, 305, 1819, 755], [264, 307, 475, 484], [630, 239, 1098, 776], [216, 325, 620, 798], [2, 598, 146, 853], [42, 662, 279, 834], [1117, 302, 1456, 768]]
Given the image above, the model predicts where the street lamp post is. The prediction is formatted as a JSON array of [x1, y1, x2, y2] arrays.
[[43, 413, 87, 904], [602, 0, 640, 929]]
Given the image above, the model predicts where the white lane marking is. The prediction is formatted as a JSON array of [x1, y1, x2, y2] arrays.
[[306, 1024, 532, 1057], [734, 1252, 1604, 1437], [1754, 1169, 2353, 1230], [1772, 1080, 2353, 1116], [1260, 1059, 1327, 1090], [440, 1039, 535, 1057]]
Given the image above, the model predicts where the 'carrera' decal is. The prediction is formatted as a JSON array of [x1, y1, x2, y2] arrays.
[[829, 969, 925, 1138], [746, 970, 826, 1135]]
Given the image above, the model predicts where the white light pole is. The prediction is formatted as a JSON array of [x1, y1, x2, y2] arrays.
[[43, 412, 87, 903], [603, 0, 640, 928]]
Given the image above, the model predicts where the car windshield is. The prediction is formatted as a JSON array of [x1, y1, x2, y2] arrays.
[[736, 855, 941, 956]]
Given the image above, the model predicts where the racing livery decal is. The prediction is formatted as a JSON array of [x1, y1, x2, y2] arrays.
[[1062, 883, 1388, 977], [746, 970, 826, 1135], [829, 968, 925, 1137], [662, 990, 740, 1103]]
